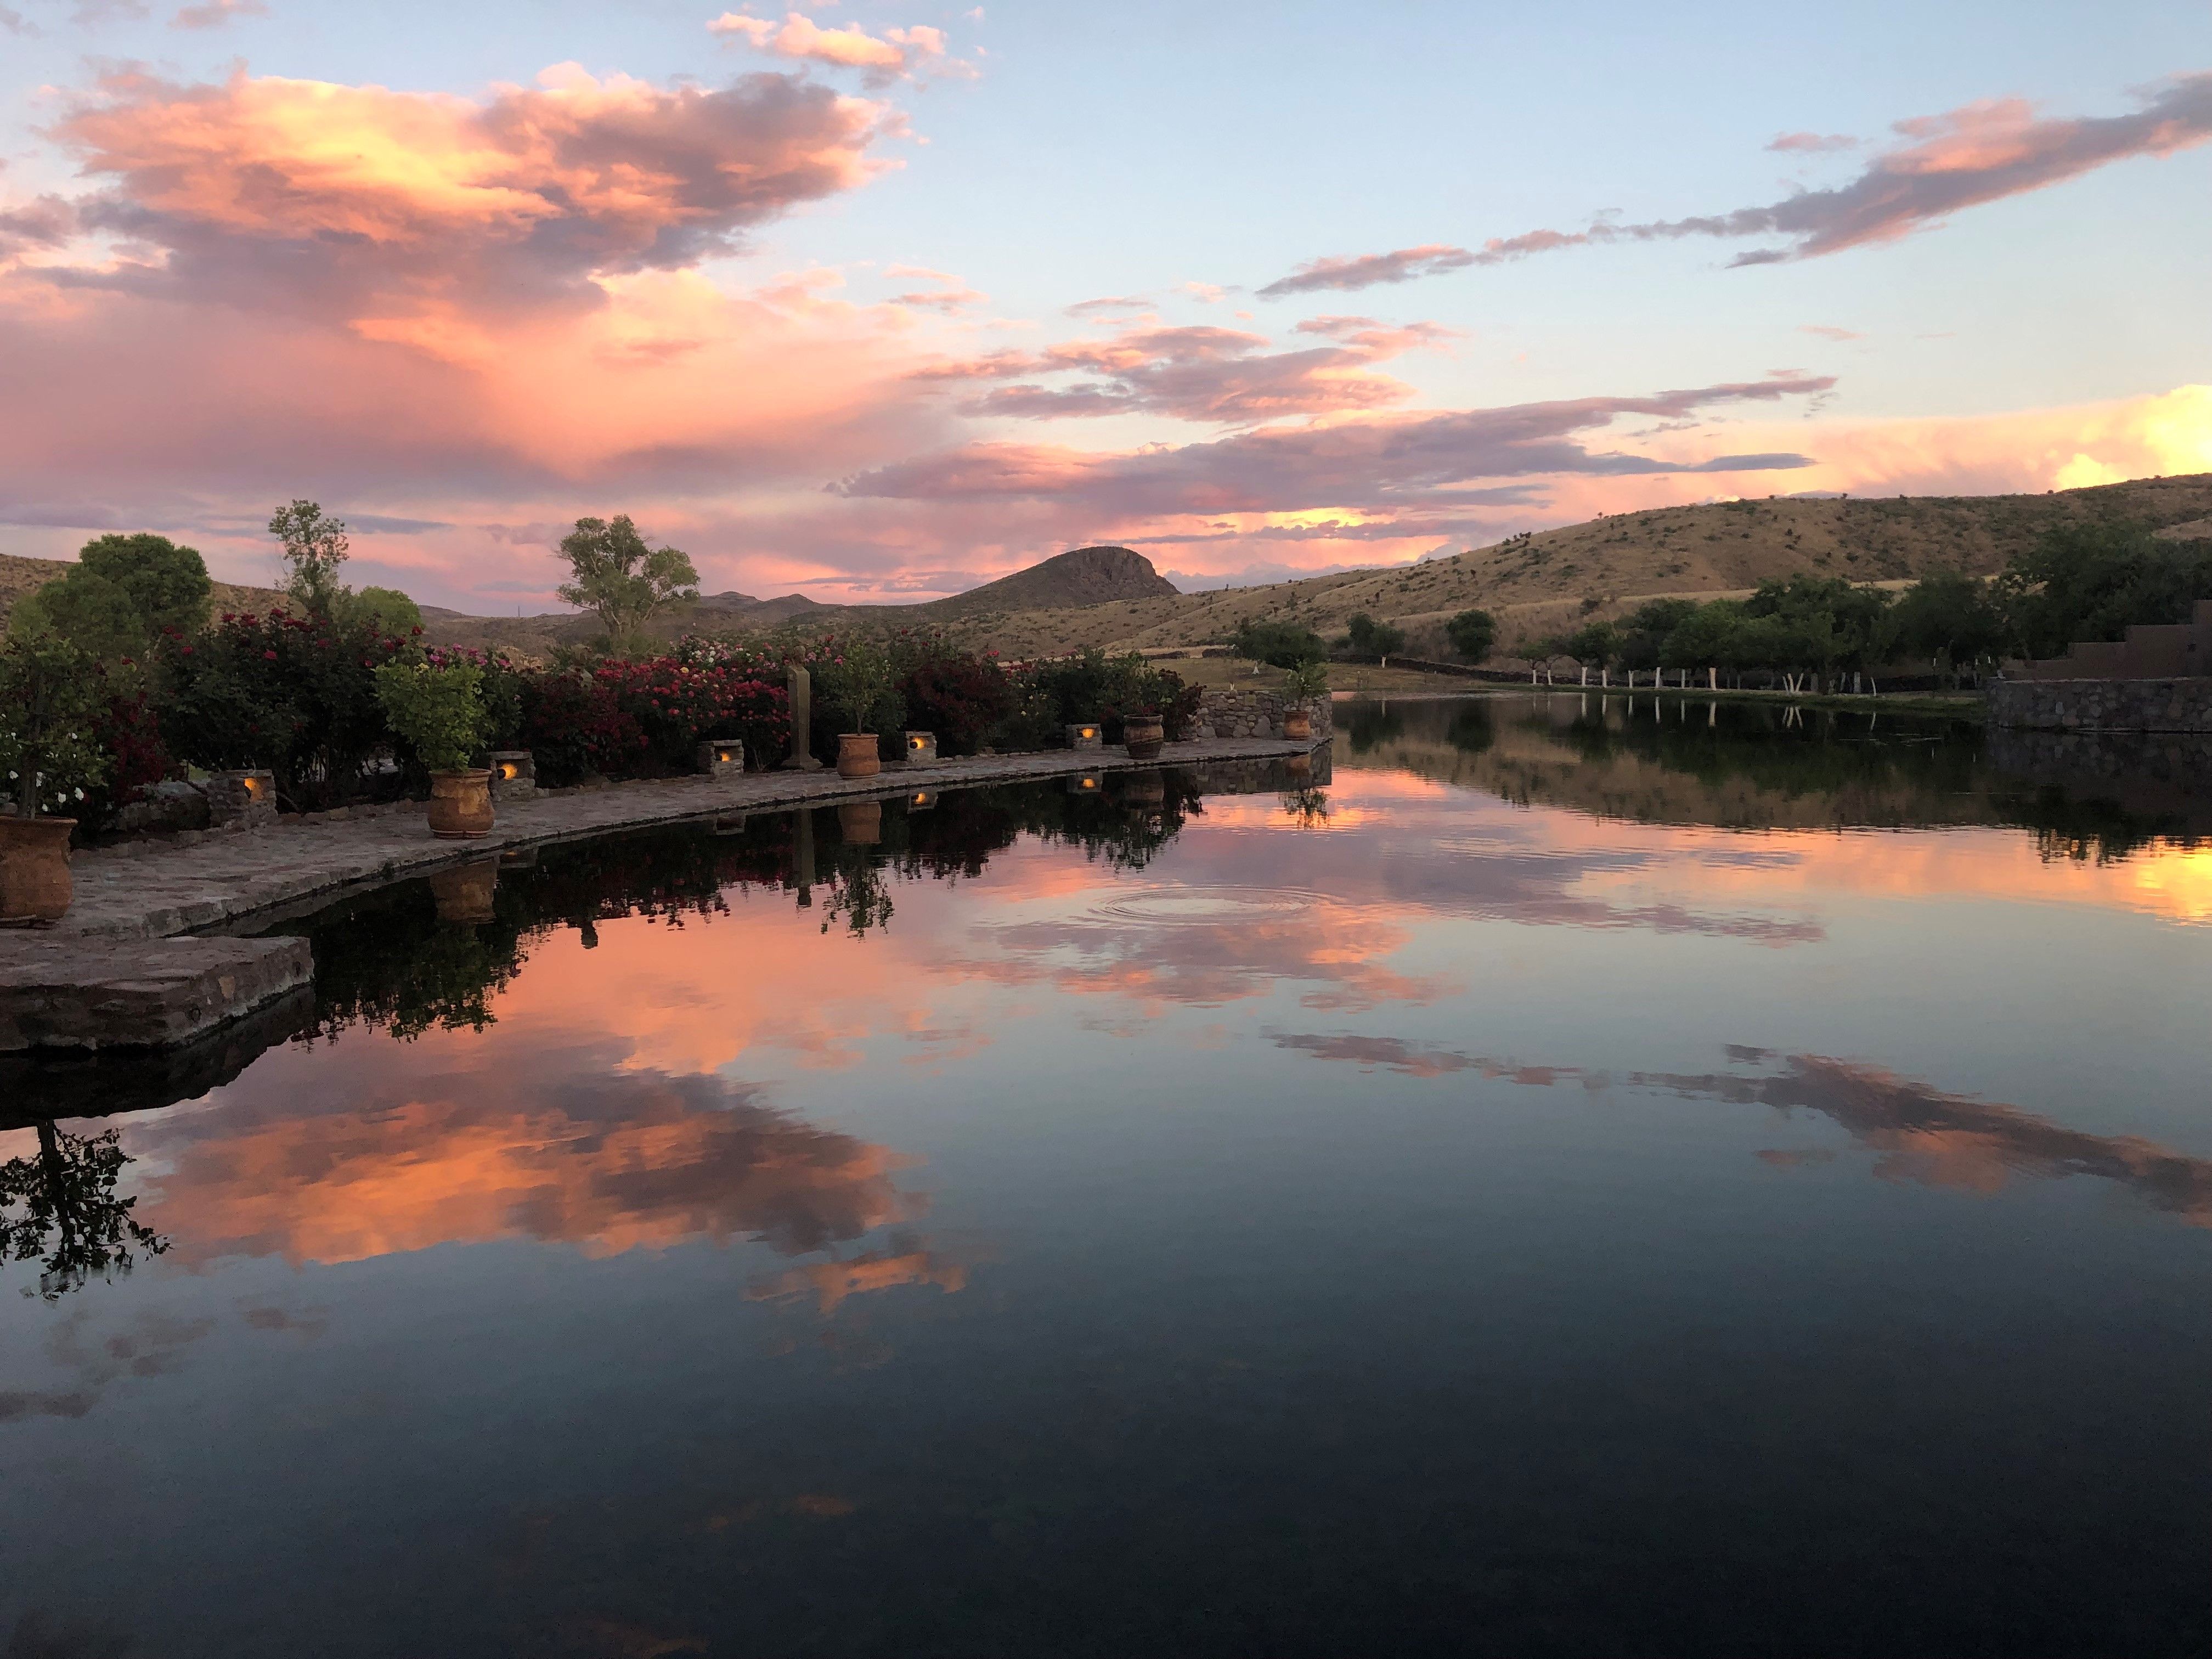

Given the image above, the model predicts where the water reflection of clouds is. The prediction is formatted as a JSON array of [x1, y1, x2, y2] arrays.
[[131, 1039, 925, 1267], [1268, 1033, 2212, 1223]]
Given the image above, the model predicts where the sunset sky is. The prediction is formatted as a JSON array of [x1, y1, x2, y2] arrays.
[[1, 0, 2207, 609]]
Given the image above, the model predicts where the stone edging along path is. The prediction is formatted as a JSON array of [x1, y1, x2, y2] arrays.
[[2, 737, 1324, 1055]]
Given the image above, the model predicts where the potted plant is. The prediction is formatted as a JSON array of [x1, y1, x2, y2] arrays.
[[1280, 661, 1328, 741], [819, 639, 899, 780], [374, 661, 493, 838], [0, 634, 109, 924]]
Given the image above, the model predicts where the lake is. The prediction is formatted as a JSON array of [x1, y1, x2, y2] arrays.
[[4, 692, 2209, 1657]]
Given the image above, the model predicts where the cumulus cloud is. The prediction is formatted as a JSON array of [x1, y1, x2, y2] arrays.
[[841, 373, 1832, 513], [708, 12, 972, 86], [42, 63, 897, 325], [1256, 242, 1476, 298], [918, 316, 1455, 424]]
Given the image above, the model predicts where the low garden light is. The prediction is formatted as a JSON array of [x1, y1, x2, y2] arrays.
[[904, 731, 938, 766], [1066, 723, 1102, 751], [696, 739, 744, 778]]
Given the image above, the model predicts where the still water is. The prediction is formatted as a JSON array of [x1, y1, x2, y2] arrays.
[[4, 693, 2210, 1657]]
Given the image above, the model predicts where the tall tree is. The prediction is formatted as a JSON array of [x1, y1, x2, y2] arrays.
[[76, 532, 212, 640], [1345, 612, 1407, 659], [555, 516, 700, 649], [1892, 571, 2006, 684], [268, 500, 351, 617]]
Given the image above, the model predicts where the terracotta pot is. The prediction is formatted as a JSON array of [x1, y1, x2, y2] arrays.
[[0, 815, 75, 923], [837, 800, 882, 845], [836, 733, 881, 779], [1124, 716, 1164, 761], [426, 770, 495, 839], [1282, 709, 1313, 741]]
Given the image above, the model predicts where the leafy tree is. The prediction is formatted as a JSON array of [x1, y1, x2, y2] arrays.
[[77, 532, 211, 640], [1614, 598, 1700, 670], [1445, 607, 1497, 664], [556, 515, 699, 648], [345, 585, 424, 638], [1891, 571, 2006, 685], [7, 567, 147, 662], [1345, 612, 1407, 659], [1559, 620, 1621, 670], [1661, 599, 1749, 671], [269, 499, 351, 617], [0, 1121, 167, 1301], [1230, 618, 1327, 668], [815, 636, 901, 734], [1743, 574, 1894, 682], [2000, 521, 2212, 659]]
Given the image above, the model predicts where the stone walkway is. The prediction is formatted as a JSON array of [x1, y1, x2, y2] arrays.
[[3, 737, 1322, 1053]]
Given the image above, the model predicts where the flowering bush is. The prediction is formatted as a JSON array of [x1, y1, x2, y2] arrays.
[[518, 672, 639, 786], [0, 634, 111, 821], [900, 650, 1015, 755], [595, 654, 789, 776], [158, 611, 418, 808]]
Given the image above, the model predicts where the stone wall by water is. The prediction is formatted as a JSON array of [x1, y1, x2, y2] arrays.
[[1191, 689, 1333, 741], [1989, 677, 2212, 732]]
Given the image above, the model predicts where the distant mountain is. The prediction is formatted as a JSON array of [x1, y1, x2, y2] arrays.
[[920, 546, 1178, 616]]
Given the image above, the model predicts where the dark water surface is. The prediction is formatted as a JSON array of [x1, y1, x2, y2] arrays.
[[5, 693, 2210, 1657]]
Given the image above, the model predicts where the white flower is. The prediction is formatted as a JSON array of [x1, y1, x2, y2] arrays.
[[73, 787, 84, 800]]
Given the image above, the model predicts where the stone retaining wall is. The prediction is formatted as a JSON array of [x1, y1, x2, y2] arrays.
[[1192, 689, 1334, 741], [1989, 676, 2212, 732]]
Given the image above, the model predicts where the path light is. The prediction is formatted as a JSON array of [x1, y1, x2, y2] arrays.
[[208, 770, 276, 830], [904, 731, 939, 766], [696, 739, 745, 778], [1065, 723, 1103, 751], [1065, 772, 1102, 795], [488, 750, 536, 802]]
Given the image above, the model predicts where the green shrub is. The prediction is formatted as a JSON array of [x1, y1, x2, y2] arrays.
[[1445, 608, 1497, 664], [1231, 619, 1327, 668], [0, 633, 112, 819], [373, 662, 487, 773]]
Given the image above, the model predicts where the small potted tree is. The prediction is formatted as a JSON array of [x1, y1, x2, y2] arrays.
[[1280, 660, 1328, 741], [0, 634, 109, 924], [374, 661, 493, 838], [820, 640, 899, 780]]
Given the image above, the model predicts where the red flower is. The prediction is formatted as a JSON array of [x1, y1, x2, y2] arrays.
[[264, 650, 279, 661]]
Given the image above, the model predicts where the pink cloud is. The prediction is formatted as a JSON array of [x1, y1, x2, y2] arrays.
[[1767, 131, 1858, 153], [169, 0, 264, 27], [919, 317, 1454, 423], [708, 12, 973, 86], [1256, 242, 1475, 298], [1265, 72, 2212, 289]]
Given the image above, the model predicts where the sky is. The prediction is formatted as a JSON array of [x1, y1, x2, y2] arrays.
[[0, 0, 2208, 610]]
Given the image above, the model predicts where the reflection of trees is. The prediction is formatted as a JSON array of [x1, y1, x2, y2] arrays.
[[0, 1122, 167, 1301], [1339, 692, 2201, 859], [1280, 788, 1331, 827]]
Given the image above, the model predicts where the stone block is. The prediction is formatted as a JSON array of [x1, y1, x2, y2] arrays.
[[902, 731, 939, 766]]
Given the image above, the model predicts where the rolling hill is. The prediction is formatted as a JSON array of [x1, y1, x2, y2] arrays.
[[4, 477, 2208, 662]]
